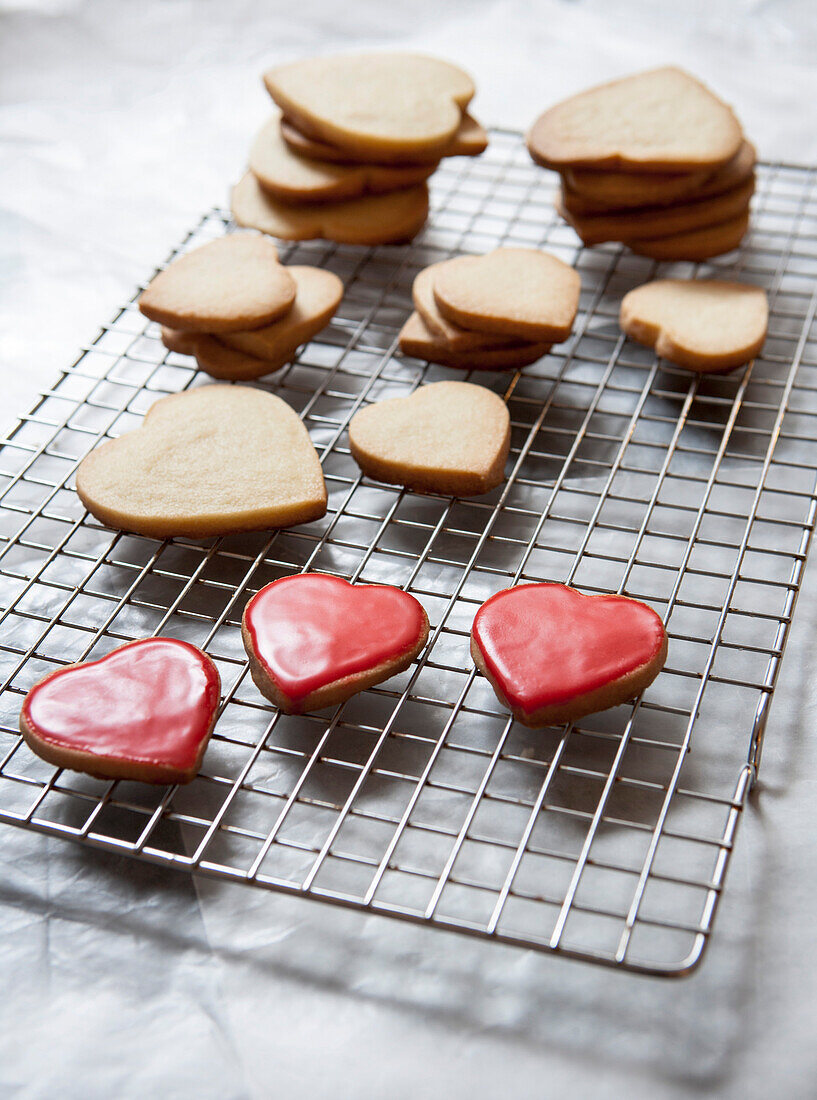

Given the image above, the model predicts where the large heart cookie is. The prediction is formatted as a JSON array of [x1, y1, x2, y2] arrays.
[[242, 573, 429, 713], [432, 248, 581, 342], [264, 53, 475, 157], [20, 639, 220, 784], [76, 385, 327, 539], [139, 235, 296, 333], [348, 380, 510, 495], [620, 278, 768, 373], [526, 67, 743, 172], [232, 172, 429, 244], [471, 583, 667, 727], [280, 111, 487, 167], [249, 116, 435, 203]]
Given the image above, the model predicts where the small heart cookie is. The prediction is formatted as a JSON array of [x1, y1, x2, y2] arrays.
[[232, 172, 429, 244], [412, 264, 524, 352], [76, 385, 327, 539], [526, 67, 743, 173], [20, 638, 220, 784], [264, 52, 475, 157], [139, 235, 296, 334], [349, 380, 510, 495], [161, 266, 343, 380], [399, 312, 550, 371], [242, 573, 429, 713], [249, 116, 436, 204], [471, 583, 667, 727], [280, 111, 487, 166], [432, 248, 580, 342], [620, 279, 768, 372]]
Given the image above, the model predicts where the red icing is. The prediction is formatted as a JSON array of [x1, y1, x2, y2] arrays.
[[22, 638, 220, 772], [472, 583, 665, 716], [243, 574, 427, 706]]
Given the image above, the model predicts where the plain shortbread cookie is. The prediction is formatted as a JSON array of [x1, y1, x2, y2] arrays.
[[626, 211, 750, 260], [348, 380, 511, 495], [526, 67, 743, 172], [399, 313, 550, 371], [432, 247, 581, 342], [76, 385, 327, 539], [619, 279, 768, 372], [249, 115, 436, 203], [280, 111, 487, 166], [232, 172, 429, 244], [139, 235, 296, 334], [264, 52, 475, 157]]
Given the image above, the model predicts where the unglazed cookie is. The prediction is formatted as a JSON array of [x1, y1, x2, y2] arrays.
[[432, 248, 581, 342], [242, 573, 429, 713], [264, 52, 475, 157], [349, 380, 510, 495], [139, 235, 296, 333], [280, 111, 487, 166], [399, 312, 550, 371], [626, 211, 749, 260], [412, 264, 524, 352], [526, 67, 743, 173], [162, 266, 344, 380], [232, 172, 429, 244], [471, 583, 667, 727], [76, 385, 327, 539], [180, 334, 296, 381], [620, 279, 768, 372], [558, 176, 754, 245], [249, 116, 436, 203], [563, 140, 756, 213], [20, 639, 220, 784]]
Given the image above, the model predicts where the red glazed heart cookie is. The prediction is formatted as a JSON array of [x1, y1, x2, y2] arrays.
[[242, 573, 429, 713], [20, 638, 221, 784], [471, 583, 667, 727]]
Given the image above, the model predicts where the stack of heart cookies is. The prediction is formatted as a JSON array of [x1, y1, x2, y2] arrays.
[[400, 247, 580, 370], [138, 234, 343, 381], [527, 67, 755, 261], [231, 52, 486, 246]]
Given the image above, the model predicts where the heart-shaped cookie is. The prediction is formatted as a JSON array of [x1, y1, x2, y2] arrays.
[[20, 638, 220, 784], [412, 264, 523, 352], [264, 52, 475, 157], [399, 312, 550, 371], [620, 279, 768, 372], [348, 380, 510, 495], [280, 111, 487, 166], [558, 177, 754, 246], [626, 211, 749, 261], [139, 235, 296, 333], [471, 583, 667, 727], [526, 67, 743, 172], [76, 385, 327, 539], [161, 266, 344, 380], [563, 140, 756, 213], [242, 573, 429, 713], [232, 172, 429, 245], [249, 116, 436, 203], [432, 248, 581, 342]]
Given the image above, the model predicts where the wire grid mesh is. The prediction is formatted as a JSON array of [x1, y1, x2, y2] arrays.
[[1, 129, 816, 977]]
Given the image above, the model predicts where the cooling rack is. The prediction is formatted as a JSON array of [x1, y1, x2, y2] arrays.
[[1, 130, 816, 977]]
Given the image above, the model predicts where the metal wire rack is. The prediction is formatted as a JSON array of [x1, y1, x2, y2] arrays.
[[1, 129, 816, 977]]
